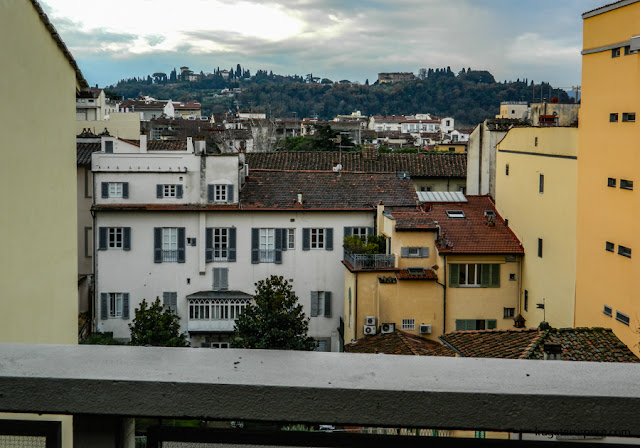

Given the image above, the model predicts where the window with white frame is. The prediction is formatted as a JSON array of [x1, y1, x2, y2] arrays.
[[310, 291, 331, 317], [108, 182, 123, 198], [108, 228, 123, 249], [162, 228, 178, 262], [311, 228, 325, 249], [215, 184, 227, 202], [287, 228, 295, 249], [402, 319, 415, 330], [214, 228, 228, 261], [260, 228, 275, 262], [109, 293, 124, 318], [351, 227, 368, 238], [188, 299, 249, 321], [458, 263, 480, 286], [163, 184, 177, 197]]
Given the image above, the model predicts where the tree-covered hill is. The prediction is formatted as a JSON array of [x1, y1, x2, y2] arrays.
[[108, 66, 571, 126]]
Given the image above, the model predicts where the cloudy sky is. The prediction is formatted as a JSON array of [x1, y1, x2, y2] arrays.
[[42, 0, 605, 88]]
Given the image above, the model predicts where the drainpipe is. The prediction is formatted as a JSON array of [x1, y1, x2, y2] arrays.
[[354, 273, 358, 341], [436, 255, 447, 334]]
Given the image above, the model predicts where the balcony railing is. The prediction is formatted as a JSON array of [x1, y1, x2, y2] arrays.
[[162, 250, 178, 262], [344, 251, 395, 270]]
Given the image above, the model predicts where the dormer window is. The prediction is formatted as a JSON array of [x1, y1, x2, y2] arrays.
[[407, 267, 426, 276], [484, 210, 496, 219], [446, 210, 465, 218]]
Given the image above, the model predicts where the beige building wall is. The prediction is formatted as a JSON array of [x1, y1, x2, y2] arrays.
[[412, 178, 467, 193], [576, 1, 640, 356], [1, 2, 81, 445], [496, 102, 528, 120], [76, 112, 141, 140], [495, 127, 577, 329]]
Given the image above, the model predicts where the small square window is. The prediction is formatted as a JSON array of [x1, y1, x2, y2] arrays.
[[603, 305, 612, 317], [618, 245, 631, 258], [616, 311, 630, 326], [622, 113, 636, 122], [606, 241, 614, 252], [610, 113, 619, 122], [624, 45, 632, 55], [612, 47, 621, 58], [402, 318, 415, 330], [504, 219, 509, 227], [607, 178, 616, 187], [504, 307, 515, 318], [620, 179, 633, 190], [509, 273, 516, 281]]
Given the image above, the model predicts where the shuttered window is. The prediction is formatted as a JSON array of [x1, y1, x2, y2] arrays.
[[310, 291, 332, 317], [163, 292, 178, 313], [101, 292, 129, 319], [449, 264, 500, 288], [213, 268, 229, 291], [303, 228, 333, 251]]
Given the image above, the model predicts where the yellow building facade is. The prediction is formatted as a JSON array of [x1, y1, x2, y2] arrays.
[[575, 0, 640, 355], [1, 1, 86, 445], [344, 199, 523, 343], [495, 127, 578, 329]]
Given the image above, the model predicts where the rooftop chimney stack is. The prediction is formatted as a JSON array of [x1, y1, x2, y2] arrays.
[[139, 131, 147, 153]]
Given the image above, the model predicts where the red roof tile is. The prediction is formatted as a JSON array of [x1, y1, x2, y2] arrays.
[[246, 152, 466, 178], [344, 330, 456, 356], [440, 327, 639, 362], [424, 196, 523, 255], [240, 171, 418, 210], [396, 269, 438, 280]]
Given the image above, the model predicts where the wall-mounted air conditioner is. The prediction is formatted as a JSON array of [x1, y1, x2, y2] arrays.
[[364, 325, 376, 336], [365, 316, 376, 326], [381, 323, 395, 334], [419, 324, 432, 334]]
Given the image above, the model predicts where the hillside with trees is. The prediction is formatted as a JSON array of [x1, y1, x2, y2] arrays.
[[108, 65, 571, 126]]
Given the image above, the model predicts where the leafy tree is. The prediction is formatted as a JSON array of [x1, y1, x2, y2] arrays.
[[128, 298, 189, 347], [232, 276, 316, 350]]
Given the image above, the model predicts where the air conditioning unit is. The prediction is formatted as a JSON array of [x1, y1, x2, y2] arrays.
[[364, 325, 377, 336], [365, 316, 376, 326], [381, 323, 395, 334], [419, 324, 432, 335]]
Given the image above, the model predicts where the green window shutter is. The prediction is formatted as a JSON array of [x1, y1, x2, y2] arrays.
[[227, 184, 234, 203], [275, 228, 283, 264], [344, 227, 352, 238], [251, 228, 259, 264], [100, 293, 108, 320], [101, 182, 108, 198], [176, 184, 183, 199], [177, 227, 186, 263], [324, 292, 332, 317], [302, 228, 310, 250], [98, 227, 107, 250], [366, 227, 374, 235], [449, 264, 460, 287], [228, 228, 236, 262], [491, 264, 500, 287], [401, 247, 409, 258], [156, 185, 163, 198], [205, 228, 213, 262], [207, 184, 214, 202], [122, 293, 130, 319], [123, 227, 131, 251], [419, 247, 429, 258], [163, 292, 171, 310], [325, 228, 333, 251], [122, 182, 129, 198], [480, 264, 492, 287], [310, 291, 319, 317], [154, 228, 162, 263], [455, 319, 464, 331], [170, 292, 178, 313], [487, 320, 497, 330], [222, 268, 229, 290]]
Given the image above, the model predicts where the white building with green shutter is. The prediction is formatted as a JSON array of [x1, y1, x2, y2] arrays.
[[92, 138, 418, 350]]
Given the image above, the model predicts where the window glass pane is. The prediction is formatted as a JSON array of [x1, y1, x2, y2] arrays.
[[468, 264, 476, 285]]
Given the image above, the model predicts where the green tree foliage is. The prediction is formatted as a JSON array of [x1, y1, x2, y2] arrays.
[[343, 235, 386, 254], [128, 298, 189, 347], [108, 66, 571, 126], [232, 276, 316, 350]]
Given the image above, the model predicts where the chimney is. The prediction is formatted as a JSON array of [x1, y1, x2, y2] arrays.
[[543, 343, 562, 360], [362, 144, 378, 161], [297, 192, 303, 204], [139, 130, 147, 153], [194, 138, 206, 155]]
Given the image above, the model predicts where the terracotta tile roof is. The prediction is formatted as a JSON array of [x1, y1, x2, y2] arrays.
[[246, 152, 466, 178], [440, 327, 639, 362], [240, 171, 418, 210], [344, 330, 456, 356], [396, 268, 438, 280], [29, 0, 89, 89], [424, 196, 523, 254], [390, 211, 438, 231], [77, 143, 101, 165]]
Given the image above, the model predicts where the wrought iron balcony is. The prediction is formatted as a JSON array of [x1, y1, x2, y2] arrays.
[[344, 250, 395, 270]]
